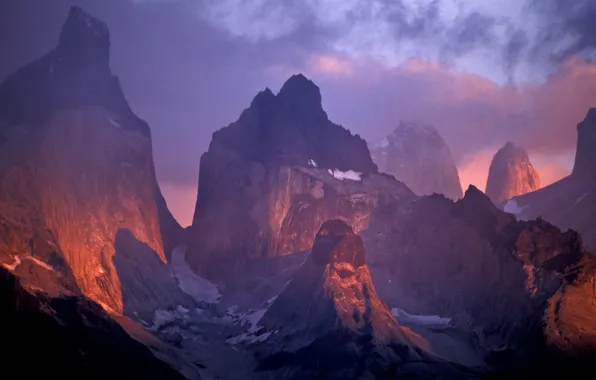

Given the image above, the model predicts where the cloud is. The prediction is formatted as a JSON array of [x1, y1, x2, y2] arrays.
[[529, 0, 596, 63], [196, 0, 596, 85]]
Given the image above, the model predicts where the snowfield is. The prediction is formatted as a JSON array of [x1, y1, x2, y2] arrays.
[[171, 245, 222, 304], [327, 168, 362, 181], [391, 307, 452, 330]]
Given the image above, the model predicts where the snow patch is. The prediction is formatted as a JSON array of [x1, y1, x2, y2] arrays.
[[226, 331, 274, 345], [574, 192, 589, 206], [504, 199, 527, 216], [27, 256, 54, 271], [327, 168, 362, 181], [171, 245, 221, 303], [107, 117, 121, 128], [391, 308, 452, 329], [308, 159, 318, 168], [147, 306, 191, 331], [2, 255, 21, 271], [2, 255, 53, 271], [225, 296, 279, 345]]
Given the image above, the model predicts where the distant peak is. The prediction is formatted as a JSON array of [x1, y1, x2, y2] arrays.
[[58, 6, 110, 64], [494, 141, 529, 161], [464, 184, 483, 197], [311, 219, 366, 268], [277, 73, 323, 111]]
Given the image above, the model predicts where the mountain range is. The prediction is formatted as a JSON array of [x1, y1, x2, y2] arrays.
[[2, 6, 596, 380]]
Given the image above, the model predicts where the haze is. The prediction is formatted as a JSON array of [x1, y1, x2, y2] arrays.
[[2, 0, 595, 226]]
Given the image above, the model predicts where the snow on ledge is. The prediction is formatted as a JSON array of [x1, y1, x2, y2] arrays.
[[327, 168, 362, 181], [391, 307, 452, 329], [2, 255, 21, 271], [171, 245, 221, 304], [2, 255, 54, 272], [308, 159, 318, 168], [503, 199, 527, 216]]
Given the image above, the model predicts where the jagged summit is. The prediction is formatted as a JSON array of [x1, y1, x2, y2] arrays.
[[369, 121, 463, 200], [485, 141, 540, 204], [208, 73, 375, 173], [572, 108, 596, 178], [0, 6, 145, 134], [58, 6, 110, 66], [276, 73, 323, 114]]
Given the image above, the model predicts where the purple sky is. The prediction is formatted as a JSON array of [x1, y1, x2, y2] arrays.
[[2, 0, 596, 225]]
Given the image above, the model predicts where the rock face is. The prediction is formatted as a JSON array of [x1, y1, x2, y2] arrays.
[[361, 185, 596, 375], [506, 108, 596, 250], [253, 220, 465, 379], [0, 6, 187, 318], [485, 142, 540, 205], [0, 267, 185, 379], [187, 74, 416, 281], [369, 122, 463, 200]]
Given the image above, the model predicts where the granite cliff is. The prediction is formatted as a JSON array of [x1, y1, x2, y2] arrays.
[[485, 142, 540, 205], [0, 6, 188, 319], [369, 122, 463, 200], [187, 74, 416, 282]]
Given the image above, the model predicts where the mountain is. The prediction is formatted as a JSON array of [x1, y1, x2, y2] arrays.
[[485, 142, 540, 205], [187, 74, 416, 283], [1, 266, 185, 379], [251, 219, 467, 379], [361, 185, 596, 376], [0, 6, 188, 321], [369, 121, 463, 200], [506, 109, 596, 250]]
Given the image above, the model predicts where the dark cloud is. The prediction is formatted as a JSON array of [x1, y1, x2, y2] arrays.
[[529, 0, 596, 62]]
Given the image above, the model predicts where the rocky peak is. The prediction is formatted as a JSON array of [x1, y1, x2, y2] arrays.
[[0, 5, 145, 134], [253, 219, 437, 376], [369, 121, 463, 200], [57, 6, 110, 69], [276, 73, 324, 115], [454, 185, 517, 243], [209, 73, 376, 173], [572, 108, 596, 179], [485, 141, 540, 205], [311, 219, 366, 268], [0, 7, 184, 316]]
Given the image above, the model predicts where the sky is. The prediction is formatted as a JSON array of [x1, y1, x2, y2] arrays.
[[1, 0, 596, 226]]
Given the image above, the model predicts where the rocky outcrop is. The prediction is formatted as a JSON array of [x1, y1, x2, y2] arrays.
[[485, 142, 540, 205], [0, 266, 185, 379], [252, 220, 466, 379], [506, 108, 596, 251], [369, 121, 463, 200], [0, 6, 187, 317], [361, 185, 596, 375], [187, 74, 415, 282]]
